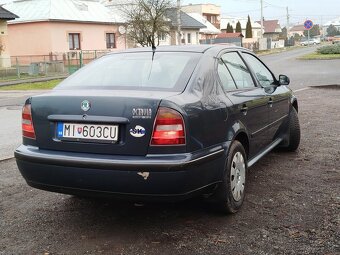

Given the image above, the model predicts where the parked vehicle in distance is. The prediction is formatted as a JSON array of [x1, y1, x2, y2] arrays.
[[300, 38, 320, 46], [15, 45, 300, 214], [332, 35, 340, 44]]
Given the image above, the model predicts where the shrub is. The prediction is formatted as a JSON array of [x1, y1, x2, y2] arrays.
[[317, 44, 340, 54]]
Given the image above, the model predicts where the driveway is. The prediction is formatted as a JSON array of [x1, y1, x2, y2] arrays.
[[0, 86, 339, 254], [0, 91, 45, 160]]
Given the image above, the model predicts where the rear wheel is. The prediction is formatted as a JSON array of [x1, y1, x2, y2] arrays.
[[213, 141, 247, 214], [283, 108, 300, 151]]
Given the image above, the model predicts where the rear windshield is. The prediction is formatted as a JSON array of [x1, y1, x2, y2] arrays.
[[56, 52, 201, 92]]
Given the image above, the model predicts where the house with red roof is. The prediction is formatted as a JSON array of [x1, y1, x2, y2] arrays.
[[201, 32, 243, 46], [256, 19, 282, 40], [288, 24, 305, 37]]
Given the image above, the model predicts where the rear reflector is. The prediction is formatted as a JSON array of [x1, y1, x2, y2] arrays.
[[22, 104, 36, 139], [150, 107, 185, 146]]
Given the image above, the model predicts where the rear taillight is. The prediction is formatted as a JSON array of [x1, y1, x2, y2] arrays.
[[150, 107, 186, 146], [22, 104, 36, 139]]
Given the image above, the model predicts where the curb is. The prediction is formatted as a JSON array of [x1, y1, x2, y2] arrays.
[[0, 156, 14, 162]]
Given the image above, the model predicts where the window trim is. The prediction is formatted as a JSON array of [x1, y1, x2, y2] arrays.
[[240, 51, 279, 87], [217, 58, 238, 92], [187, 33, 191, 44], [218, 50, 257, 91], [106, 33, 116, 49], [69, 33, 81, 50]]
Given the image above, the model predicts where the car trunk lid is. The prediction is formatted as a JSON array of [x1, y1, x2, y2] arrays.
[[31, 90, 180, 156]]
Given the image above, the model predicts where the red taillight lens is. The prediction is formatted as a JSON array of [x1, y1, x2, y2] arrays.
[[150, 107, 186, 146], [22, 104, 36, 139]]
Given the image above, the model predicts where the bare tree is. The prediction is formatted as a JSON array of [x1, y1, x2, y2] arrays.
[[120, 0, 174, 48]]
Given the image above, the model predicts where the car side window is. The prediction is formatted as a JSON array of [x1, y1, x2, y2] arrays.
[[221, 52, 255, 89], [217, 59, 237, 91], [242, 53, 274, 87]]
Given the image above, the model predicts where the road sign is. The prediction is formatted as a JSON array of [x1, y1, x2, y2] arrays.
[[304, 20, 313, 30]]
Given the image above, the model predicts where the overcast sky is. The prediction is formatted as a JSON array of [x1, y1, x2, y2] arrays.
[[182, 0, 340, 26], [1, 0, 339, 26]]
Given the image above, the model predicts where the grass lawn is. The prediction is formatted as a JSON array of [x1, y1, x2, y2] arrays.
[[256, 46, 300, 56], [298, 52, 340, 60], [0, 79, 63, 91]]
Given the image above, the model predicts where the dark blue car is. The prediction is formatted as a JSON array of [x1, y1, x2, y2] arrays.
[[15, 45, 300, 213]]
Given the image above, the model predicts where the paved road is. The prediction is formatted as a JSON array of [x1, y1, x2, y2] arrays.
[[0, 91, 45, 160], [260, 46, 340, 89], [1, 87, 339, 254]]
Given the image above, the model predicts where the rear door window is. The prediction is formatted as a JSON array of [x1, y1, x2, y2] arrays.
[[217, 59, 237, 91]]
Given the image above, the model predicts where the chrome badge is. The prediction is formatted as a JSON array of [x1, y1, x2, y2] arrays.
[[132, 108, 152, 119], [81, 100, 91, 112]]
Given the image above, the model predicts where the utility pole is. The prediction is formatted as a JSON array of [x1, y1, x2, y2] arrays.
[[177, 0, 181, 45], [260, 0, 264, 38], [286, 6, 290, 31]]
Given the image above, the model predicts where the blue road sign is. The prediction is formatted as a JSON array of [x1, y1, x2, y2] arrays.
[[304, 20, 313, 30]]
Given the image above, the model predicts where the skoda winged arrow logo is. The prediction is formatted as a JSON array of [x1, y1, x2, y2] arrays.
[[81, 100, 91, 112]]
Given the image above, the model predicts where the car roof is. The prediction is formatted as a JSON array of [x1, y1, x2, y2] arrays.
[[108, 44, 246, 55]]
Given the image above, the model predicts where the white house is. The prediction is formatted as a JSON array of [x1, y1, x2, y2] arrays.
[[186, 13, 220, 41]]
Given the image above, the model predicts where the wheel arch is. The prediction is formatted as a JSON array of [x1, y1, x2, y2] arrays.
[[233, 131, 250, 159], [291, 97, 298, 113]]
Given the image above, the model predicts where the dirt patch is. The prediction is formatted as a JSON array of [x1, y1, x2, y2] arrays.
[[0, 88, 339, 255]]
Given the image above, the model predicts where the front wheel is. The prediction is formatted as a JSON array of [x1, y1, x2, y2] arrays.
[[212, 141, 247, 214]]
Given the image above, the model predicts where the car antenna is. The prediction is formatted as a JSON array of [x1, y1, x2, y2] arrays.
[[148, 45, 157, 80], [152, 45, 156, 61]]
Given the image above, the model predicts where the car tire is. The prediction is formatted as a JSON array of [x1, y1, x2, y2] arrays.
[[283, 108, 300, 151], [212, 141, 247, 214]]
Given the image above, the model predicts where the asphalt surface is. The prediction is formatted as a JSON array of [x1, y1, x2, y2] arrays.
[[0, 47, 339, 254], [1, 87, 339, 254], [0, 91, 45, 160], [260, 46, 340, 89]]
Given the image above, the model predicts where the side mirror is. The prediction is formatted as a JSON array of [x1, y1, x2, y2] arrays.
[[279, 74, 290, 86]]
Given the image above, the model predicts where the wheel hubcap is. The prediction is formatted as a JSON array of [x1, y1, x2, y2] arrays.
[[230, 152, 246, 202]]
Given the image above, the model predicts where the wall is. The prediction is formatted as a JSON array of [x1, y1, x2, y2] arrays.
[[181, 5, 203, 14], [8, 21, 126, 56], [8, 22, 53, 56], [0, 20, 11, 67], [49, 22, 126, 53], [181, 30, 199, 45]]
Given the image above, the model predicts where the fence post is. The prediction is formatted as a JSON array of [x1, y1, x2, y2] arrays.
[[44, 55, 47, 76], [16, 57, 20, 79], [79, 51, 83, 68], [95, 50, 97, 59], [67, 53, 71, 74]]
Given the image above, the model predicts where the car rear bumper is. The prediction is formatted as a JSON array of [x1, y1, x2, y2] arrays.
[[15, 145, 227, 200]]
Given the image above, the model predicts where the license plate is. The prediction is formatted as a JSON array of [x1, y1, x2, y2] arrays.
[[57, 122, 118, 142]]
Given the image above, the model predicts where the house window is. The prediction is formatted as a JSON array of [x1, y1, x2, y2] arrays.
[[187, 33, 191, 44], [106, 33, 116, 49], [159, 33, 167, 41], [69, 33, 81, 50]]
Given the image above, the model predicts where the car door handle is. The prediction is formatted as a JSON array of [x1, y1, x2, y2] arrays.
[[241, 104, 248, 115]]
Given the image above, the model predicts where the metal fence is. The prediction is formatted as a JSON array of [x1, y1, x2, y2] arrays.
[[0, 50, 112, 81]]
